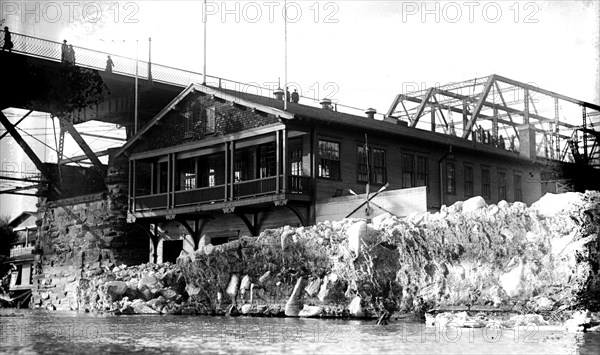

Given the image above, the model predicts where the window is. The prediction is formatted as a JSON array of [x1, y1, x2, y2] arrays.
[[481, 168, 491, 199], [415, 156, 428, 187], [290, 146, 303, 176], [204, 106, 216, 133], [184, 105, 215, 135], [357, 146, 369, 183], [178, 159, 196, 191], [464, 165, 473, 197], [199, 155, 223, 187], [498, 171, 507, 200], [402, 153, 428, 188], [514, 173, 522, 201], [357, 146, 387, 184], [258, 144, 276, 178], [184, 111, 196, 134], [446, 162, 456, 195], [402, 154, 415, 188], [318, 140, 340, 179], [372, 148, 386, 184]]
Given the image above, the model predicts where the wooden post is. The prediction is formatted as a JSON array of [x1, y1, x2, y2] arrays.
[[282, 128, 288, 193], [276, 130, 281, 193], [224, 141, 229, 200], [132, 160, 137, 212], [230, 141, 235, 200]]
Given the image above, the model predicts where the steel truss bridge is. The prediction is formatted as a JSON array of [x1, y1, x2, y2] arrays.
[[386, 74, 600, 168]]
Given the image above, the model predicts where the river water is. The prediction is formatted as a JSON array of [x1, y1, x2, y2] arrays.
[[0, 309, 598, 354]]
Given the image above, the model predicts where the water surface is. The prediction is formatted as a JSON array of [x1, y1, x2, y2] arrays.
[[1, 309, 598, 354]]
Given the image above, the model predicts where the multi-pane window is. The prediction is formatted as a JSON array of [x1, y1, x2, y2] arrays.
[[514, 173, 522, 201], [446, 162, 456, 195], [290, 147, 303, 176], [402, 153, 428, 188], [184, 105, 215, 134], [464, 165, 474, 197], [498, 171, 507, 200], [372, 148, 386, 184], [258, 144, 276, 178], [357, 146, 387, 184], [178, 159, 196, 191], [318, 140, 340, 179], [481, 168, 491, 199], [204, 106, 216, 133], [402, 154, 415, 188], [415, 156, 428, 187], [357, 146, 369, 183]]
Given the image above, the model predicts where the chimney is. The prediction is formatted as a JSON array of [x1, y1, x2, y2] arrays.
[[518, 123, 536, 159], [365, 108, 376, 119], [320, 98, 332, 110], [273, 87, 284, 101]]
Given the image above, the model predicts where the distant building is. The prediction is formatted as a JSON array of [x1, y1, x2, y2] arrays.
[[4, 211, 37, 292]]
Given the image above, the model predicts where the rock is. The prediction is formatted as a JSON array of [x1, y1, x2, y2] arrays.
[[146, 296, 166, 311], [531, 192, 582, 217], [105, 281, 128, 301], [499, 259, 524, 297], [258, 271, 270, 284], [347, 221, 368, 256], [240, 275, 251, 292], [462, 196, 487, 213], [298, 305, 323, 318], [372, 213, 392, 228], [137, 274, 163, 298], [285, 277, 307, 317], [160, 288, 179, 302], [281, 229, 294, 250], [130, 299, 159, 314], [304, 278, 321, 297], [348, 296, 365, 318], [448, 201, 464, 213], [241, 304, 252, 315], [227, 274, 240, 298], [198, 235, 211, 248]]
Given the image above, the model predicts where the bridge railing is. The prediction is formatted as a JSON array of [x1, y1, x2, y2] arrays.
[[1, 30, 382, 118]]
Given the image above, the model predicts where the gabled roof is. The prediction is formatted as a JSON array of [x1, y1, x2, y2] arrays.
[[8, 211, 37, 230], [115, 83, 296, 157], [116, 83, 537, 163]]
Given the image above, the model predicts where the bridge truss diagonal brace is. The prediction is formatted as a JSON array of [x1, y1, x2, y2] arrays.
[[59, 118, 107, 177], [462, 75, 496, 139], [0, 110, 59, 194]]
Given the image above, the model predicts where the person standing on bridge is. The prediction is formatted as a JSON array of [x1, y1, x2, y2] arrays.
[[105, 55, 114, 73], [67, 44, 76, 65], [61, 40, 68, 63], [2, 27, 13, 52]]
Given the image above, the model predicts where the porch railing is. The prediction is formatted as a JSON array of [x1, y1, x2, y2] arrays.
[[135, 193, 168, 210], [133, 175, 311, 212], [9, 246, 34, 258], [174, 185, 225, 206], [234, 176, 278, 198]]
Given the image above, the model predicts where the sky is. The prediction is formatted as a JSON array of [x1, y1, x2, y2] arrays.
[[1, 0, 599, 218]]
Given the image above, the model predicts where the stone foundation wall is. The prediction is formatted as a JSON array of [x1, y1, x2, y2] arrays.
[[31, 149, 148, 310]]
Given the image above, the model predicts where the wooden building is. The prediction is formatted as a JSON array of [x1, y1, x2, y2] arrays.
[[116, 77, 599, 262]]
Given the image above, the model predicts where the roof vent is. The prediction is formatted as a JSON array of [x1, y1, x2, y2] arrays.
[[320, 98, 332, 110], [365, 108, 376, 119], [273, 87, 284, 101]]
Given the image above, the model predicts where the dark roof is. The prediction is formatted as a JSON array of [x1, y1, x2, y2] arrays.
[[120, 83, 535, 163], [212, 87, 531, 162], [8, 212, 37, 229]]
